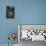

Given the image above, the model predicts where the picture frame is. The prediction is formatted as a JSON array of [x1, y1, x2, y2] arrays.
[[6, 6, 15, 18]]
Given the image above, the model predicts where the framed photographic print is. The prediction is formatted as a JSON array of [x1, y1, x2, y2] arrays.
[[18, 24, 46, 41], [6, 6, 15, 18]]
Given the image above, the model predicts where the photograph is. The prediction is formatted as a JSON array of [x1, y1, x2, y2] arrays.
[[6, 6, 15, 18], [18, 25, 46, 46]]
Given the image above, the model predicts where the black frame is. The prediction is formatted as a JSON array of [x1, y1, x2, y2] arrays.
[[6, 6, 15, 18]]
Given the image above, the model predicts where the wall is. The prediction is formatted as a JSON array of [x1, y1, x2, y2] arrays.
[[0, 0, 18, 44], [17, 0, 46, 24], [0, 0, 46, 44]]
